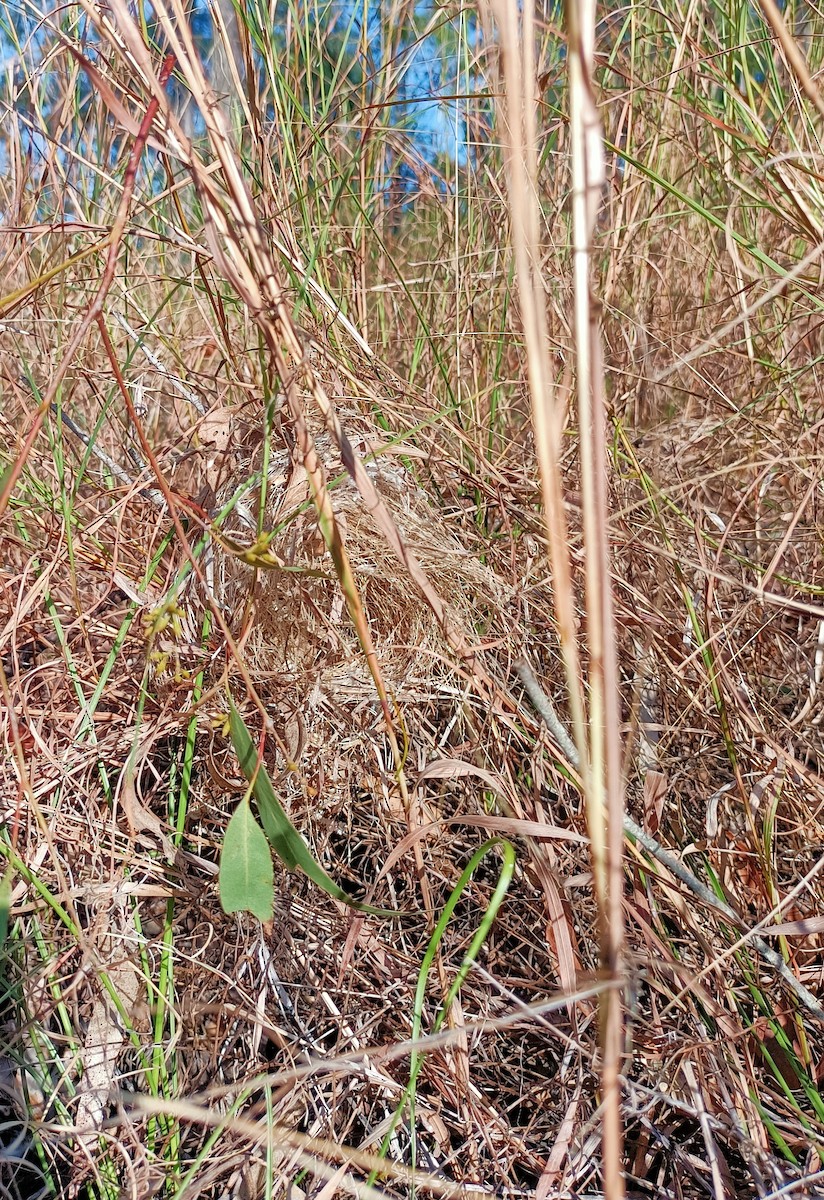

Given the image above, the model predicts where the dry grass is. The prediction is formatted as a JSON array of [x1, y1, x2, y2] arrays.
[[2, 0, 824, 1197]]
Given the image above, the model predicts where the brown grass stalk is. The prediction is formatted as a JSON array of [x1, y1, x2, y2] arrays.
[[486, 0, 626, 1190]]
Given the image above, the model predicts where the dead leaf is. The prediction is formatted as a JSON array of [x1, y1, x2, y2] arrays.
[[643, 769, 667, 836], [199, 405, 233, 451]]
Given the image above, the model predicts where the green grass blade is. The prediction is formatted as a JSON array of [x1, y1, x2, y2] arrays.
[[370, 837, 516, 1184]]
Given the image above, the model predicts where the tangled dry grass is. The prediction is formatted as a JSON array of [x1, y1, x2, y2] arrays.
[[3, 0, 824, 1197]]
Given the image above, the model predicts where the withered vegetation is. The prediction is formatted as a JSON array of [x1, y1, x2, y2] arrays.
[[2, 1, 824, 1197]]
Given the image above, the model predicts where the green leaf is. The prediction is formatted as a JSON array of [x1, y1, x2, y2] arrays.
[[0, 871, 10, 947], [0, 462, 13, 498], [219, 797, 275, 921], [228, 699, 401, 918]]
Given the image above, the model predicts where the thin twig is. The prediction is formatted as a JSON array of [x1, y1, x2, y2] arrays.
[[112, 311, 206, 414], [51, 403, 165, 507]]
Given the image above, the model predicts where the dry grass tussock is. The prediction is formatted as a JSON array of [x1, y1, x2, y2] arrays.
[[3, 0, 824, 1197]]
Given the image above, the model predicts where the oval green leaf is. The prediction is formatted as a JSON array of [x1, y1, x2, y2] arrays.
[[219, 797, 275, 921]]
